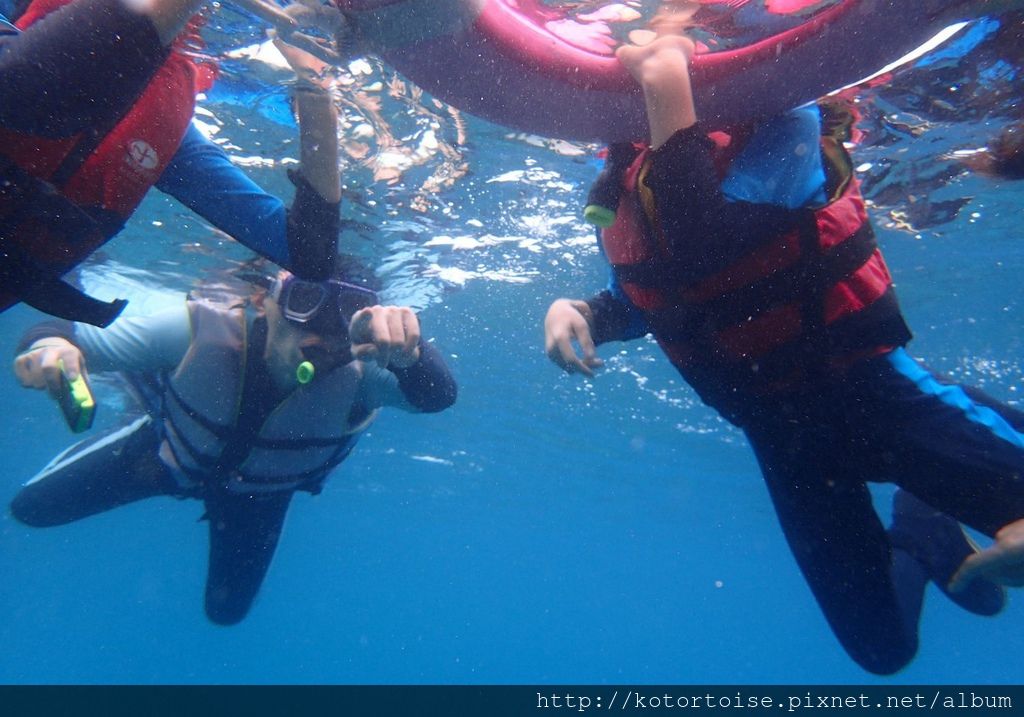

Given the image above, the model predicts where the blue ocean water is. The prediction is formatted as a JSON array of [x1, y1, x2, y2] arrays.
[[2, 5, 1024, 685]]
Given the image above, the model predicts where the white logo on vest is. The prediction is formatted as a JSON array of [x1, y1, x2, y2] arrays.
[[126, 140, 160, 171]]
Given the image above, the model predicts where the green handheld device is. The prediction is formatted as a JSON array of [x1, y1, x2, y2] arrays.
[[56, 359, 96, 433]]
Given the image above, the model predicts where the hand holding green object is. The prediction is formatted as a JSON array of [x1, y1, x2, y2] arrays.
[[56, 358, 95, 433]]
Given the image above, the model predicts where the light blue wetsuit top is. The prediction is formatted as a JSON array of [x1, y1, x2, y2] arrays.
[[69, 297, 415, 411]]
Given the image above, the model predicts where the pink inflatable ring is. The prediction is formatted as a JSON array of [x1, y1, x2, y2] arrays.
[[337, 0, 1011, 141]]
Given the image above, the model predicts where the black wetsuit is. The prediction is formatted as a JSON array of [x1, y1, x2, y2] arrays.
[[586, 124, 1024, 674], [0, 0, 168, 137]]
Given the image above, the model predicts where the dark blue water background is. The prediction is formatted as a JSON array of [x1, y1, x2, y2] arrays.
[[1, 2, 1022, 684]]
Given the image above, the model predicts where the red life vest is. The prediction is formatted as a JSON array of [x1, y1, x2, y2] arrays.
[[600, 109, 912, 423], [0, 0, 215, 324]]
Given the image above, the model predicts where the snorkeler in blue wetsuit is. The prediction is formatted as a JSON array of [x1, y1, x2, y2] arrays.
[[544, 17, 1024, 674]]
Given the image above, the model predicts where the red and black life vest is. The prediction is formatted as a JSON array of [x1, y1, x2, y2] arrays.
[[600, 107, 912, 423], [0, 0, 214, 325]]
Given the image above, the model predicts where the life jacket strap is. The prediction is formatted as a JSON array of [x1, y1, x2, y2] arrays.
[[1, 155, 128, 326], [164, 379, 235, 441], [250, 435, 356, 450], [0, 245, 128, 327], [19, 274, 128, 327]]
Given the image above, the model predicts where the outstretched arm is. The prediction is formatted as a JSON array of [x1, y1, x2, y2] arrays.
[[156, 123, 291, 267], [12, 303, 191, 393], [274, 32, 340, 280], [156, 32, 342, 277], [274, 35, 340, 204], [615, 18, 697, 149]]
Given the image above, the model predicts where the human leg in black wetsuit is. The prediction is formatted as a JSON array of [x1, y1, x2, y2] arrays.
[[10, 414, 176, 525], [203, 488, 293, 625], [745, 410, 925, 676], [853, 351, 1024, 539], [10, 413, 296, 625], [745, 350, 1024, 675]]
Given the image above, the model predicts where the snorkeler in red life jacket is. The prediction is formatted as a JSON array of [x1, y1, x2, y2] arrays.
[[0, 0, 338, 326], [0, 0, 220, 325], [583, 101, 907, 417], [545, 23, 1024, 674]]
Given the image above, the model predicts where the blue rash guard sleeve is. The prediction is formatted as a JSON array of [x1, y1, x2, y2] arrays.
[[69, 304, 192, 373], [593, 242, 651, 343], [155, 122, 291, 267], [720, 104, 828, 209]]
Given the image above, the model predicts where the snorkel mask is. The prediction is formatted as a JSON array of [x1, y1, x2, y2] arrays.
[[269, 274, 378, 338], [260, 273, 379, 380]]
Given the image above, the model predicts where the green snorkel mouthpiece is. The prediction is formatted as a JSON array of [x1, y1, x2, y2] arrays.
[[296, 360, 316, 384]]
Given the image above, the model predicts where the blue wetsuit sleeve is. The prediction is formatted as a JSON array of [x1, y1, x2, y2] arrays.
[[155, 123, 291, 267], [65, 303, 192, 374], [720, 105, 827, 209]]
